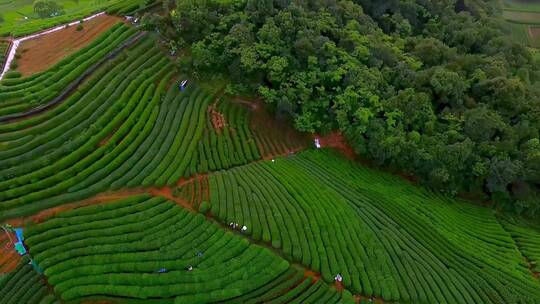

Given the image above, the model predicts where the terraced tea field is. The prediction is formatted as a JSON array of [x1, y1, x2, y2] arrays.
[[0, 8, 539, 304]]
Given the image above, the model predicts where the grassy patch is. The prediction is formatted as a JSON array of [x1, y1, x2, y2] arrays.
[[503, 0, 540, 12], [0, 0, 151, 37]]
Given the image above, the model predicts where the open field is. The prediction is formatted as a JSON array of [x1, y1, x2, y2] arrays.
[[503, 10, 540, 23], [503, 0, 540, 12], [0, 23, 139, 119], [0, 0, 153, 37], [15, 14, 122, 77], [0, 5, 539, 304], [502, 0, 540, 47]]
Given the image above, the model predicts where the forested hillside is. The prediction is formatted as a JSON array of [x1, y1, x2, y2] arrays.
[[143, 0, 540, 218]]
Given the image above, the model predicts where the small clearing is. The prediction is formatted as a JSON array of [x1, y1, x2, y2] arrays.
[[315, 132, 356, 160], [209, 103, 227, 132], [16, 14, 122, 77]]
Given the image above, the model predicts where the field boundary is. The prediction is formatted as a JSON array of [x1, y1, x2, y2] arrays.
[[0, 31, 147, 123], [505, 18, 540, 25], [0, 39, 12, 77], [504, 7, 540, 13], [0, 12, 107, 81]]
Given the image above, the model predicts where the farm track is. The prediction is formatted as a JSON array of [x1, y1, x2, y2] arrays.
[[0, 31, 147, 123]]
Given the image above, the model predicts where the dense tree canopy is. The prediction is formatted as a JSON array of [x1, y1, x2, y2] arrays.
[[33, 0, 65, 19], [144, 0, 540, 218]]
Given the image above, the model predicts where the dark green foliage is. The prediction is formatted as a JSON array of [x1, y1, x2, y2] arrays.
[[33, 0, 65, 19], [199, 200, 210, 214], [2, 71, 21, 79], [149, 0, 540, 217]]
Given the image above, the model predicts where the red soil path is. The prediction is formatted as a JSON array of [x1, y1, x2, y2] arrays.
[[174, 175, 210, 209], [6, 189, 146, 227], [148, 186, 195, 212], [16, 14, 123, 77], [0, 232, 20, 273], [304, 269, 321, 282], [314, 132, 356, 160]]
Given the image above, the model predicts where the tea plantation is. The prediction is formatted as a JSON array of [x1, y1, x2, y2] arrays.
[[0, 5, 539, 304]]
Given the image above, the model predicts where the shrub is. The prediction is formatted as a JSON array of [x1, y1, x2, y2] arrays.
[[199, 200, 210, 214], [3, 71, 22, 79]]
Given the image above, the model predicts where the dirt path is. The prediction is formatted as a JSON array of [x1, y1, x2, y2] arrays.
[[0, 232, 20, 274], [16, 15, 123, 77], [4, 174, 212, 227], [6, 189, 146, 227], [315, 132, 357, 160], [148, 186, 195, 212]]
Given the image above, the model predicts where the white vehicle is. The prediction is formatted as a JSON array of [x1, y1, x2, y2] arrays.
[[179, 80, 188, 91]]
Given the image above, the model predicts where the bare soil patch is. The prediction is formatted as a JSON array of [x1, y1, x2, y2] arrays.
[[0, 232, 20, 273], [303, 269, 321, 282], [315, 132, 357, 160], [16, 15, 122, 77], [209, 103, 227, 132], [149, 186, 195, 211]]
